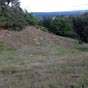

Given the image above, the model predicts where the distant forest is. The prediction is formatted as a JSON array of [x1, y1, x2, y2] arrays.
[[33, 10, 88, 18], [0, 0, 88, 42]]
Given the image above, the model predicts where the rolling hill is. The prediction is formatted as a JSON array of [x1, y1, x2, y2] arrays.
[[33, 10, 88, 18], [0, 26, 88, 88]]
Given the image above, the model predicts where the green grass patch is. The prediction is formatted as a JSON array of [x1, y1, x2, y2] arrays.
[[0, 66, 17, 74], [32, 52, 48, 56], [0, 42, 16, 51], [73, 44, 88, 52]]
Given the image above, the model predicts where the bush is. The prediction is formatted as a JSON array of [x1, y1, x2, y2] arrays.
[[0, 0, 38, 30], [39, 16, 77, 38]]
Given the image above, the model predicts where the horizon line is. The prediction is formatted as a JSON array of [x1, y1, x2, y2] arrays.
[[29, 9, 88, 13]]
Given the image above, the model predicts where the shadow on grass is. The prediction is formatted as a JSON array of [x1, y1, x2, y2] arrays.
[[76, 47, 88, 52]]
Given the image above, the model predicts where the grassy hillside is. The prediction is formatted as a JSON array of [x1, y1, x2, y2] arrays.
[[0, 26, 88, 88]]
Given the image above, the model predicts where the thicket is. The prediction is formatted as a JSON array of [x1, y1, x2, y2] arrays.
[[0, 0, 38, 30], [39, 13, 88, 43]]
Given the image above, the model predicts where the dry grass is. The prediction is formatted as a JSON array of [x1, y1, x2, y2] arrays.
[[0, 26, 88, 88]]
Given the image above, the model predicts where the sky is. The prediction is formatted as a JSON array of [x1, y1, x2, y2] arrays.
[[20, 0, 88, 12]]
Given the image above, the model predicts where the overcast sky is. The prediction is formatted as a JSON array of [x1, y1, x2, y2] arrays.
[[20, 0, 88, 12]]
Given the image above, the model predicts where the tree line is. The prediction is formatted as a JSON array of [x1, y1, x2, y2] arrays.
[[0, 0, 88, 42], [39, 13, 88, 43]]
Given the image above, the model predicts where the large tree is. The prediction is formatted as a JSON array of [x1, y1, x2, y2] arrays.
[[0, 0, 38, 30]]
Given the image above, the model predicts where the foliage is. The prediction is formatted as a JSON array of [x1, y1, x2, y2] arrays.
[[0, 0, 38, 30], [24, 10, 38, 26], [50, 17, 74, 36], [35, 25, 49, 32], [0, 0, 88, 42], [39, 16, 78, 38], [39, 13, 88, 42], [72, 13, 88, 42]]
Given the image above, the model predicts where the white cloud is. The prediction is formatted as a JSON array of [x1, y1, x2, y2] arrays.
[[20, 0, 88, 12]]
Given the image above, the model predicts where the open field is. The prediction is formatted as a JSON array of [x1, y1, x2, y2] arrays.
[[0, 26, 88, 88]]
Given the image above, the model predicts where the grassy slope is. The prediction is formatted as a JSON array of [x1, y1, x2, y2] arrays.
[[0, 26, 88, 88]]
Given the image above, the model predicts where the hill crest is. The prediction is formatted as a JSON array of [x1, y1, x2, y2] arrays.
[[0, 26, 77, 47]]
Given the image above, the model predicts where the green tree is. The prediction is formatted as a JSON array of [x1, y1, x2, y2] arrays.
[[72, 13, 88, 42], [0, 0, 38, 30], [50, 17, 76, 38], [24, 10, 38, 25]]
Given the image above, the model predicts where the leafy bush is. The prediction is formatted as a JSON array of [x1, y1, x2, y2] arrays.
[[0, 0, 38, 30], [35, 25, 49, 32], [39, 16, 78, 38], [72, 13, 88, 42]]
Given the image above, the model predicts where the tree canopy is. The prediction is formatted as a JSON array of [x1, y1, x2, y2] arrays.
[[0, 0, 38, 30]]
